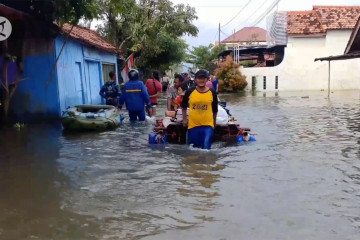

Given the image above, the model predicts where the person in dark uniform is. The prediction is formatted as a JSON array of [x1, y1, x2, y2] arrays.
[[99, 71, 120, 106]]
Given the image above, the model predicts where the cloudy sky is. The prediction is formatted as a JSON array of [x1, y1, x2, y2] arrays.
[[171, 0, 360, 48]]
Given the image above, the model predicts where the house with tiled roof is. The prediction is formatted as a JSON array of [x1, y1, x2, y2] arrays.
[[219, 27, 272, 67], [221, 27, 267, 48], [0, 4, 119, 120], [240, 5, 360, 92]]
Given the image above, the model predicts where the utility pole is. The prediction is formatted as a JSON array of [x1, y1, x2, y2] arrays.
[[218, 23, 220, 46], [218, 23, 221, 61]]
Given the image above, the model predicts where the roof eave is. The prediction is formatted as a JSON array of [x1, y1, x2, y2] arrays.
[[221, 40, 267, 43], [58, 32, 118, 54], [315, 52, 360, 61], [345, 16, 360, 54], [288, 33, 326, 38]]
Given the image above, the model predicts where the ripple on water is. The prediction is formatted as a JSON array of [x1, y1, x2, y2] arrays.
[[1, 91, 360, 239]]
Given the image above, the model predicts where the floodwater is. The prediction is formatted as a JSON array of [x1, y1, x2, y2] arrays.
[[1, 90, 360, 240]]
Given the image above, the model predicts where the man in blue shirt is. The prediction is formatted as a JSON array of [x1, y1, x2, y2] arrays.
[[118, 69, 151, 122]]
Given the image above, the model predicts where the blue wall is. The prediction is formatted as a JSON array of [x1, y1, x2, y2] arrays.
[[55, 37, 118, 112], [11, 37, 118, 121], [12, 52, 60, 120]]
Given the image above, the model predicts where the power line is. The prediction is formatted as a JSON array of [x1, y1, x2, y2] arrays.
[[237, 0, 268, 29], [251, 0, 281, 26], [220, 29, 230, 38], [219, 0, 280, 43], [212, 31, 218, 43], [221, 0, 253, 28], [222, 0, 271, 37]]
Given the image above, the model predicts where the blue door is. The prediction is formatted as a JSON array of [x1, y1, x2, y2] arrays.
[[64, 62, 85, 108], [86, 61, 102, 104], [74, 62, 85, 104]]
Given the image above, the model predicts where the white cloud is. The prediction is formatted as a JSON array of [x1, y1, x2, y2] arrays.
[[171, 0, 360, 47]]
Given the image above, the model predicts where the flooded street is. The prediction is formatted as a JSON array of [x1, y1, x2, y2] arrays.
[[1, 90, 360, 240]]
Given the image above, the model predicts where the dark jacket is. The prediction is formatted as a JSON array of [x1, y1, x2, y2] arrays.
[[99, 81, 120, 105]]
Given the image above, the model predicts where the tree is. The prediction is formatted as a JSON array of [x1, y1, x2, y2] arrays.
[[54, 0, 99, 24], [2, 0, 99, 24], [187, 44, 226, 73], [136, 33, 188, 72], [96, 0, 198, 70], [214, 55, 247, 92]]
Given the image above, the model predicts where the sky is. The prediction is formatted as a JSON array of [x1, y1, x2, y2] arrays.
[[171, 0, 360, 48]]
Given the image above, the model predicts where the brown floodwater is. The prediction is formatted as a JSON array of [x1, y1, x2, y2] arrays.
[[1, 91, 360, 240]]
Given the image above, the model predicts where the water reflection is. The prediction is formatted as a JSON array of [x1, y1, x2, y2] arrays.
[[0, 125, 101, 240], [179, 154, 225, 212], [1, 91, 360, 240]]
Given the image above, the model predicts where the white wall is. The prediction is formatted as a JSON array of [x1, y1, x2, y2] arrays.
[[241, 30, 360, 91]]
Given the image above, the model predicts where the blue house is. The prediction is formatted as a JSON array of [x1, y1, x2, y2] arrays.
[[1, 4, 119, 121]]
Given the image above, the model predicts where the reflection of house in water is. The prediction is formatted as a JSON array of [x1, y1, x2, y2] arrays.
[[219, 6, 360, 92], [0, 126, 101, 239]]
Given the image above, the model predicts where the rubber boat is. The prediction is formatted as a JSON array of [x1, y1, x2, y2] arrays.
[[149, 104, 255, 144], [62, 105, 124, 131]]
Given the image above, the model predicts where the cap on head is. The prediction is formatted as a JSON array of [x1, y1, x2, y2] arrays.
[[181, 72, 188, 77], [128, 69, 139, 80], [195, 69, 209, 79]]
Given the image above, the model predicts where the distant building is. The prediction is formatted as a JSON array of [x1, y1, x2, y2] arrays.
[[241, 6, 360, 91], [220, 27, 267, 50], [218, 26, 279, 67]]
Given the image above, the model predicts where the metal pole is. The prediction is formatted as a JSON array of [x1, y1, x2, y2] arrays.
[[234, 46, 236, 62], [236, 45, 239, 63], [218, 23, 221, 61], [328, 60, 331, 98], [218, 23, 220, 45]]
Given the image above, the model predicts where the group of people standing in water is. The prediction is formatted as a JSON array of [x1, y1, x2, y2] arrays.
[[99, 69, 220, 149]]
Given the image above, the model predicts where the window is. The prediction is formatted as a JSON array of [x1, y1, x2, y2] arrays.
[[102, 63, 116, 83], [252, 76, 256, 90], [275, 76, 278, 89], [263, 76, 266, 90]]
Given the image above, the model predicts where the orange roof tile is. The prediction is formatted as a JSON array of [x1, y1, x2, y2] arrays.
[[61, 23, 118, 54], [287, 6, 360, 36], [222, 27, 267, 43], [314, 6, 360, 30], [287, 10, 325, 35]]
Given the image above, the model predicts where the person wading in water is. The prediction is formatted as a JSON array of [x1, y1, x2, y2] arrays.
[[181, 69, 218, 149]]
